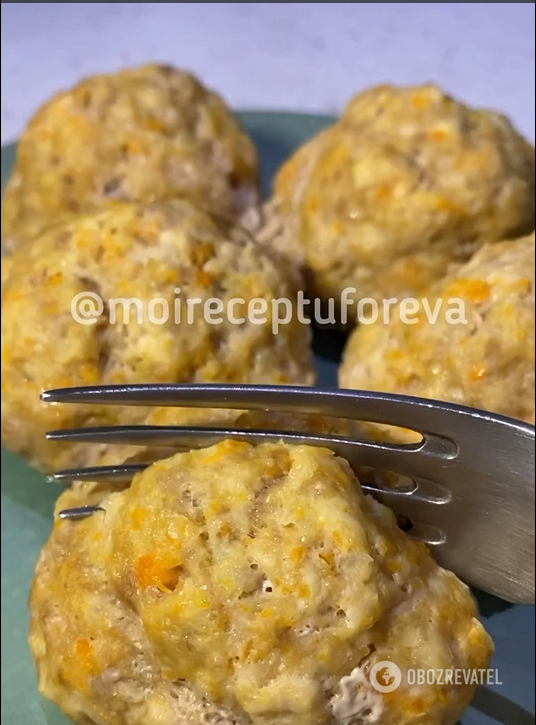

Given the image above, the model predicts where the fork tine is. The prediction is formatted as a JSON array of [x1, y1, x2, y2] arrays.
[[58, 506, 104, 520], [45, 424, 460, 482], [53, 466, 443, 544], [48, 461, 426, 501], [41, 383, 535, 452], [47, 464, 147, 483], [40, 383, 513, 442], [55, 501, 444, 546]]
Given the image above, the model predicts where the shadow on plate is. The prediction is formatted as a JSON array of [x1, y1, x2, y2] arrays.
[[246, 128, 294, 197], [240, 111, 335, 198], [312, 325, 349, 364], [473, 588, 514, 618]]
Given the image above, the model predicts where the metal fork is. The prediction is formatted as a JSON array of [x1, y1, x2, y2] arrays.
[[42, 384, 535, 605]]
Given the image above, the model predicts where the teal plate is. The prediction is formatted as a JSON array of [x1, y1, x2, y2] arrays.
[[1, 111, 534, 725]]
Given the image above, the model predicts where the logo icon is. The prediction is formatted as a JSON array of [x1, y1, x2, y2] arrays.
[[370, 661, 402, 693]]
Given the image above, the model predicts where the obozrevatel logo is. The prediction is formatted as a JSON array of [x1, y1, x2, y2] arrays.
[[369, 661, 402, 693]]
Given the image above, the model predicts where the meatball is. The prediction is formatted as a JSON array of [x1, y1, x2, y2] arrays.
[[256, 84, 535, 319], [29, 441, 493, 725], [1, 199, 315, 472], [340, 234, 535, 425], [1, 63, 259, 253]]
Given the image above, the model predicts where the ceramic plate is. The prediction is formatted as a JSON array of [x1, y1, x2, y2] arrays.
[[1, 111, 534, 725]]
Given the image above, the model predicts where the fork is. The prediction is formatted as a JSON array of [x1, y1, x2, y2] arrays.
[[42, 384, 535, 605]]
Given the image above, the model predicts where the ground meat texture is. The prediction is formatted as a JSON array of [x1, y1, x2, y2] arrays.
[[340, 234, 535, 425], [0, 199, 315, 473], [1, 63, 259, 253], [29, 441, 493, 725], [255, 84, 535, 320]]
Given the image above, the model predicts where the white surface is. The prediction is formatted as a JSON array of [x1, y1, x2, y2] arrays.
[[1, 2, 535, 144]]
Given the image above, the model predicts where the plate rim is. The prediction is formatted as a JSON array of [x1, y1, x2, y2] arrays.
[[1, 108, 340, 155]]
